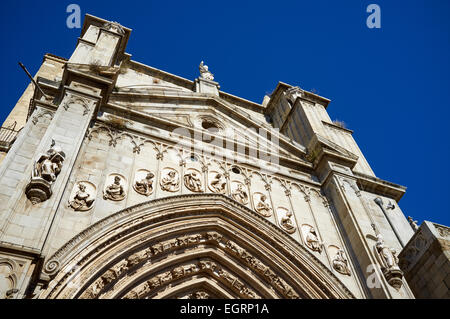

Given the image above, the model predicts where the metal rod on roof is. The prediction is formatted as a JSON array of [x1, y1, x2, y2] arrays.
[[18, 62, 50, 99]]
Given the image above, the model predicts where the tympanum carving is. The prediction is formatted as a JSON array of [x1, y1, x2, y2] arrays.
[[26, 139, 65, 204]]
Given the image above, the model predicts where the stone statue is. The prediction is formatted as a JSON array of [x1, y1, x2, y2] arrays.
[[305, 227, 322, 253], [232, 183, 249, 205], [69, 183, 95, 211], [209, 173, 227, 194], [26, 140, 66, 204], [32, 140, 65, 183], [280, 210, 296, 233], [373, 232, 404, 290], [184, 170, 202, 192], [199, 61, 214, 81], [134, 172, 155, 196], [407, 216, 419, 231], [332, 249, 351, 276], [103, 176, 125, 201], [375, 233, 399, 271], [161, 169, 180, 192], [255, 194, 272, 217]]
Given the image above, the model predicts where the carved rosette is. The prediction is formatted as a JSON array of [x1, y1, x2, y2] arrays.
[[183, 168, 203, 192], [231, 181, 249, 205], [253, 192, 272, 217], [133, 169, 155, 196]]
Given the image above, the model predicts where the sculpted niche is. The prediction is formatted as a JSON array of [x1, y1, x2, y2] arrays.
[[133, 169, 155, 196], [160, 168, 180, 192], [68, 181, 96, 211], [26, 139, 66, 204], [103, 174, 126, 201]]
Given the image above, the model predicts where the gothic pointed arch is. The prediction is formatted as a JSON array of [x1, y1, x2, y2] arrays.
[[38, 194, 354, 299]]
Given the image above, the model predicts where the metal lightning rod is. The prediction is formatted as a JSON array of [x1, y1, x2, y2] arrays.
[[18, 62, 50, 99]]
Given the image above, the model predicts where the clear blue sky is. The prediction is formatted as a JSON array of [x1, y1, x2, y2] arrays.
[[1, 1, 449, 226]]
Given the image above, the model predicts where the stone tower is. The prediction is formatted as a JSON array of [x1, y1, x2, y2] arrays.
[[0, 14, 419, 299]]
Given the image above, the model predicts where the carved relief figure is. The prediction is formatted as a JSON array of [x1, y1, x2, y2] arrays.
[[69, 182, 95, 211], [184, 169, 203, 192], [332, 249, 351, 276], [231, 182, 249, 205], [199, 61, 214, 81], [209, 172, 227, 194], [160, 169, 180, 192], [279, 208, 296, 233], [303, 226, 322, 253], [253, 193, 272, 217], [103, 175, 126, 201], [133, 170, 155, 196], [407, 216, 419, 231]]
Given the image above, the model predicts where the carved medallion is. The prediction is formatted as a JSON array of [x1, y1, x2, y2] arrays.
[[68, 181, 96, 211], [302, 224, 323, 253], [103, 174, 126, 201], [160, 168, 180, 192], [183, 168, 203, 192], [231, 181, 249, 205], [208, 171, 227, 194], [329, 246, 351, 276], [133, 169, 155, 196], [278, 207, 296, 233], [253, 192, 272, 217]]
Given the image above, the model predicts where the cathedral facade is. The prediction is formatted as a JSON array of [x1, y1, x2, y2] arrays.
[[0, 14, 435, 299]]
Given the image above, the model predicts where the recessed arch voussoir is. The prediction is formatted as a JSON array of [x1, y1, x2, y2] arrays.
[[38, 194, 355, 299]]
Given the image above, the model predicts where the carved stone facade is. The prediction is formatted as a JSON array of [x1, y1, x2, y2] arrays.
[[0, 14, 443, 299]]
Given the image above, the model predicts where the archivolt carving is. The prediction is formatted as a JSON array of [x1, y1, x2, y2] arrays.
[[38, 194, 354, 299]]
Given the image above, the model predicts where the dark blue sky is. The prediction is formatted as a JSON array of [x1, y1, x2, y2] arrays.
[[1, 1, 449, 226]]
